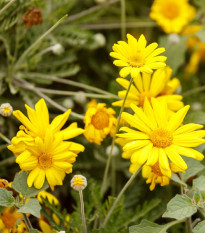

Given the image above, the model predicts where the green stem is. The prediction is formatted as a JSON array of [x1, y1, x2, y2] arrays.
[[23, 213, 33, 230], [0, 157, 15, 166], [102, 165, 142, 227], [21, 72, 118, 98], [101, 77, 133, 196], [14, 15, 67, 71], [111, 156, 116, 196], [186, 217, 192, 233], [120, 0, 126, 40], [165, 219, 185, 231], [183, 85, 205, 97], [0, 133, 11, 144], [79, 190, 87, 233], [0, 0, 16, 15]]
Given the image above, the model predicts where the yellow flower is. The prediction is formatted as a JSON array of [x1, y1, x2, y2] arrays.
[[150, 0, 196, 34], [71, 175, 87, 191], [37, 190, 59, 205], [84, 100, 117, 145], [110, 34, 166, 79], [117, 98, 205, 176], [185, 42, 205, 75], [8, 99, 85, 189], [0, 207, 27, 233], [113, 67, 183, 113]]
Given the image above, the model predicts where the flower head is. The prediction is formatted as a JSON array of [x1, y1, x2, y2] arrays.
[[0, 207, 27, 233], [84, 100, 117, 145], [71, 175, 87, 191], [8, 99, 85, 189], [37, 190, 59, 205], [117, 98, 205, 175], [0, 179, 9, 189], [150, 0, 196, 34], [0, 103, 13, 117], [113, 66, 183, 113], [110, 34, 166, 79]]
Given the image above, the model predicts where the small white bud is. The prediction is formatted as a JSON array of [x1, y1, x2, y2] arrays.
[[94, 33, 106, 47], [106, 145, 119, 157], [0, 103, 13, 117], [168, 33, 180, 44], [51, 43, 64, 55], [74, 91, 87, 104], [191, 102, 202, 111], [71, 175, 87, 191], [62, 98, 74, 109]]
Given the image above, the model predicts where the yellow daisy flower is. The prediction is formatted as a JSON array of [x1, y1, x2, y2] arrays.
[[84, 100, 117, 145], [117, 98, 205, 175], [113, 66, 183, 113], [110, 34, 166, 79], [129, 161, 185, 191], [150, 0, 196, 34], [8, 99, 85, 189], [0, 207, 27, 233]]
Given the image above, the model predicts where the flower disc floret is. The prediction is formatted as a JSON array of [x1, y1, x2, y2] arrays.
[[110, 34, 166, 79]]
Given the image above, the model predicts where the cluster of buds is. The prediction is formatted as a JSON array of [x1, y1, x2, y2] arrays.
[[22, 7, 42, 28]]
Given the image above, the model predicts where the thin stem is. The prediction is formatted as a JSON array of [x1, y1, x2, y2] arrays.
[[182, 86, 205, 97], [165, 219, 186, 231], [35, 87, 119, 99], [0, 157, 15, 166], [66, 0, 120, 23], [0, 0, 16, 15], [101, 77, 133, 196], [23, 213, 33, 230], [120, 0, 126, 40], [14, 15, 67, 70], [111, 156, 116, 196], [186, 217, 192, 233], [79, 190, 87, 233], [21, 72, 118, 98], [0, 133, 11, 144], [102, 165, 142, 227]]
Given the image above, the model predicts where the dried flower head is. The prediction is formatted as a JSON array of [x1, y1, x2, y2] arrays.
[[22, 7, 43, 28], [71, 175, 87, 191], [0, 103, 13, 117]]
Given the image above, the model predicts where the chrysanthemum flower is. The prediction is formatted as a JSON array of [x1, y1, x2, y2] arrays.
[[117, 98, 205, 174], [84, 100, 117, 145], [110, 34, 166, 79], [150, 0, 196, 34], [37, 190, 59, 205], [0, 207, 27, 233], [113, 66, 183, 113], [8, 99, 85, 189]]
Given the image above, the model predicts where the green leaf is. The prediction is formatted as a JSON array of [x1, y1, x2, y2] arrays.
[[193, 220, 205, 233], [193, 0, 205, 7], [17, 198, 41, 218], [193, 176, 205, 192], [181, 157, 204, 182], [171, 174, 187, 188], [12, 171, 49, 199], [28, 230, 40, 233], [184, 111, 205, 125], [162, 194, 197, 220], [0, 188, 15, 207], [129, 219, 167, 233]]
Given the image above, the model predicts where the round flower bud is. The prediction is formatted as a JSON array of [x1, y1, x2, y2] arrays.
[[0, 103, 13, 117], [63, 98, 74, 109], [191, 102, 202, 111], [106, 145, 119, 157], [74, 91, 87, 104], [71, 175, 87, 191], [51, 43, 64, 55], [94, 33, 106, 47], [168, 33, 180, 44]]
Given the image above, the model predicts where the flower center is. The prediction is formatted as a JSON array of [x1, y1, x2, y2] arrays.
[[1, 212, 16, 229], [129, 52, 145, 67], [162, 2, 179, 19], [38, 153, 52, 169], [91, 110, 109, 130], [139, 92, 153, 107], [151, 162, 163, 176], [3, 106, 11, 113], [150, 128, 173, 148]]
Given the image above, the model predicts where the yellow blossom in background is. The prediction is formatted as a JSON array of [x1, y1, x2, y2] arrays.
[[150, 0, 196, 34], [0, 207, 27, 233], [113, 66, 183, 114], [37, 190, 59, 205], [117, 98, 205, 178], [110, 34, 166, 79], [84, 100, 117, 145], [8, 99, 85, 189]]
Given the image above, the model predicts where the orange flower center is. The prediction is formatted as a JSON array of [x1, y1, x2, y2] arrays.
[[91, 110, 109, 130], [150, 128, 173, 148], [129, 52, 145, 67], [139, 92, 153, 107], [162, 2, 179, 19], [151, 162, 163, 176], [38, 153, 52, 169], [1, 212, 16, 229]]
